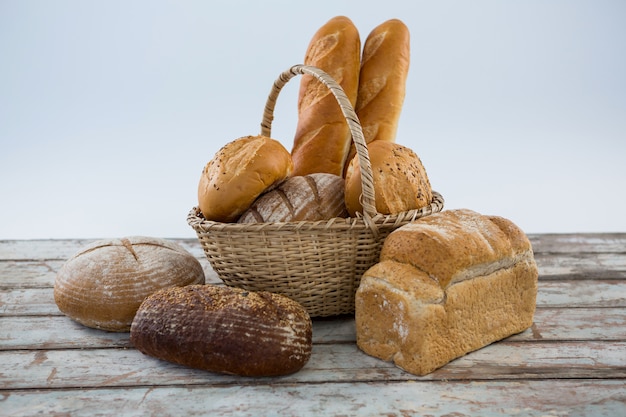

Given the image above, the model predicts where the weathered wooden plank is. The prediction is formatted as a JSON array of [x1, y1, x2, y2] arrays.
[[535, 252, 626, 280], [2, 233, 626, 262], [2, 341, 625, 390], [0, 315, 357, 350], [3, 280, 625, 317], [0, 260, 64, 289], [0, 288, 57, 316], [0, 315, 131, 350], [528, 233, 626, 254], [4, 379, 626, 417], [2, 379, 624, 417], [0, 238, 204, 261], [537, 280, 626, 308], [510, 307, 626, 342], [0, 259, 219, 290], [0, 239, 92, 261], [2, 307, 624, 351], [2, 252, 624, 292]]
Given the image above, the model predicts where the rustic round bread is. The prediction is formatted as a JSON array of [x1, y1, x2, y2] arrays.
[[344, 141, 432, 216], [130, 285, 313, 377], [54, 236, 205, 332], [237, 173, 348, 223], [198, 135, 294, 222]]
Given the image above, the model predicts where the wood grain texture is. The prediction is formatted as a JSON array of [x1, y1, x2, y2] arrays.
[[2, 307, 625, 351], [1, 235, 625, 416], [2, 380, 625, 417]]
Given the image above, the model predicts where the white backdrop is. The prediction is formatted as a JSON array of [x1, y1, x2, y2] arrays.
[[1, 0, 625, 239]]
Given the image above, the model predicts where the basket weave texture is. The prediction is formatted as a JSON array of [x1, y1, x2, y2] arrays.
[[188, 64, 444, 317]]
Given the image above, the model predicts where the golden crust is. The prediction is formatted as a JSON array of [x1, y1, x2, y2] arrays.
[[355, 209, 539, 376], [344, 19, 411, 176], [198, 135, 293, 222], [291, 16, 361, 177], [344, 141, 432, 216]]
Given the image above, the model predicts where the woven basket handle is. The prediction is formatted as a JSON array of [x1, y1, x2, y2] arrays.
[[260, 64, 378, 220]]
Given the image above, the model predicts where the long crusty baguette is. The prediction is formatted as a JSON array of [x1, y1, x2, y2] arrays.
[[355, 209, 538, 376], [344, 19, 410, 176], [291, 16, 361, 177]]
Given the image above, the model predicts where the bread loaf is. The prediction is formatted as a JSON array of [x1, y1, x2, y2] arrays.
[[291, 16, 361, 177], [344, 140, 432, 216], [198, 135, 293, 222], [238, 173, 348, 223], [344, 19, 411, 175], [355, 209, 538, 376], [130, 285, 313, 377], [54, 236, 205, 332]]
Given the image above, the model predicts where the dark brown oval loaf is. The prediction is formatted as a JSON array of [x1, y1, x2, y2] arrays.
[[130, 285, 313, 377]]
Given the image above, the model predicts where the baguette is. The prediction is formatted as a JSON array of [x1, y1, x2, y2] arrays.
[[344, 19, 410, 176], [291, 16, 361, 177], [355, 209, 538, 375]]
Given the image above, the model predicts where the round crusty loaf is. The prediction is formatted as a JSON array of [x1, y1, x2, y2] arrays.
[[237, 173, 348, 223], [130, 285, 313, 377], [344, 141, 432, 216], [291, 16, 361, 177], [54, 236, 205, 332], [198, 135, 293, 222]]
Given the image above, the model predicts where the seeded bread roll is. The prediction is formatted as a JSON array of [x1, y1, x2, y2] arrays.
[[355, 209, 538, 376], [344, 19, 411, 175], [238, 173, 348, 223], [54, 237, 205, 332], [198, 135, 293, 222], [344, 140, 432, 216], [130, 285, 313, 377], [291, 16, 361, 177]]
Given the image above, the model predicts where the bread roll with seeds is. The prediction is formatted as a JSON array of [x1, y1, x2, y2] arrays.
[[344, 140, 432, 216]]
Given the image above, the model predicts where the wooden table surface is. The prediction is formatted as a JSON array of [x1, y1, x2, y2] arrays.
[[1, 234, 625, 416]]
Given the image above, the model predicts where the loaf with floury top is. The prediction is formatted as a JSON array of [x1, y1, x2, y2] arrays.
[[54, 237, 205, 332], [355, 209, 538, 376]]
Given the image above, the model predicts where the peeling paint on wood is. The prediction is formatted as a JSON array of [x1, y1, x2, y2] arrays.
[[1, 235, 625, 416]]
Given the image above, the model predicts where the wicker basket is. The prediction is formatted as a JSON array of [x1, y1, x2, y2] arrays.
[[188, 64, 444, 317]]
